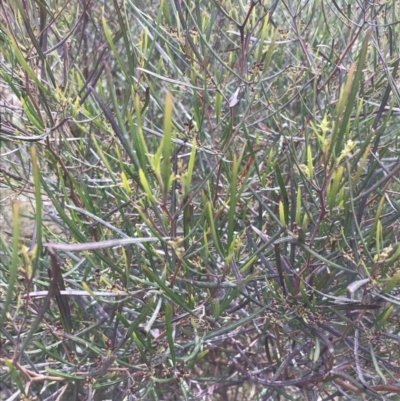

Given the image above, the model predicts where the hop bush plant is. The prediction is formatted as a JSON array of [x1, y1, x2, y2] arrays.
[[1, 1, 400, 400]]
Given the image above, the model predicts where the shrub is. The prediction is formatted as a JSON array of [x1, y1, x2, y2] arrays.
[[1, 1, 400, 400]]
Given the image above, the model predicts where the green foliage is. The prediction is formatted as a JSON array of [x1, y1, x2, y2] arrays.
[[1, 0, 400, 400]]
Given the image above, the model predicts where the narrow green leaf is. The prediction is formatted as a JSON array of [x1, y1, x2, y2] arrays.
[[257, 13, 269, 61], [295, 187, 302, 225], [335, 29, 371, 155], [278, 201, 285, 226], [92, 140, 120, 185], [386, 243, 400, 266], [114, 299, 155, 353], [312, 338, 320, 363], [30, 146, 42, 278], [0, 202, 19, 329], [383, 272, 400, 294], [219, 287, 241, 315], [352, 145, 370, 190], [46, 367, 85, 380], [137, 67, 209, 90], [240, 254, 257, 274], [183, 138, 197, 197], [111, 0, 135, 80], [206, 201, 224, 257], [184, 350, 209, 368], [165, 303, 175, 366], [142, 265, 194, 315], [133, 94, 150, 174], [328, 167, 343, 211], [162, 93, 173, 195], [306, 144, 314, 180], [8, 34, 48, 93], [373, 305, 393, 332], [227, 154, 238, 246], [275, 164, 289, 225], [262, 27, 278, 73], [20, 98, 44, 130], [369, 343, 387, 383], [4, 359, 25, 394], [132, 332, 150, 365], [139, 169, 157, 204], [215, 92, 222, 123], [367, 195, 385, 245], [102, 10, 129, 81], [328, 64, 355, 164]]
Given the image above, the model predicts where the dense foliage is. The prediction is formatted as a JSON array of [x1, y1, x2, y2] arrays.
[[1, 1, 400, 400]]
